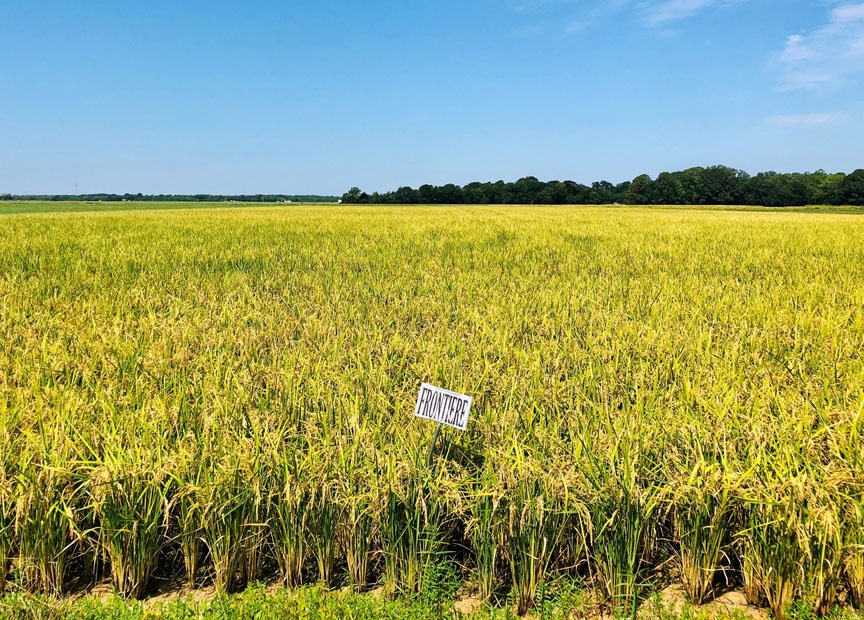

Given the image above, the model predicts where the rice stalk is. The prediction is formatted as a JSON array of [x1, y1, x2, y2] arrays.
[[672, 456, 737, 604], [504, 483, 566, 615], [269, 448, 310, 589], [169, 453, 206, 589], [738, 488, 807, 620], [200, 461, 251, 594], [336, 440, 374, 590], [0, 469, 12, 595], [465, 482, 503, 603], [308, 482, 340, 587], [14, 460, 75, 596], [379, 465, 441, 595], [89, 450, 169, 598]]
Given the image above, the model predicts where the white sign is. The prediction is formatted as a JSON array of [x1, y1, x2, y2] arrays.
[[414, 383, 472, 431]]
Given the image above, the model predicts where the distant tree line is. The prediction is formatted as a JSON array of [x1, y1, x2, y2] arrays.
[[0, 193, 338, 203], [341, 166, 864, 206]]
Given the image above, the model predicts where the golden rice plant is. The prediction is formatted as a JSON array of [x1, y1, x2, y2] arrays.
[[0, 399, 12, 596], [576, 405, 664, 616], [487, 422, 586, 616], [668, 438, 745, 605], [845, 501, 864, 609], [0, 469, 11, 595], [673, 473, 734, 604], [88, 448, 169, 599], [307, 480, 340, 588], [199, 456, 253, 594], [240, 459, 268, 588], [502, 481, 569, 615], [268, 445, 311, 589], [837, 404, 864, 609], [13, 458, 75, 596], [335, 434, 376, 590], [464, 457, 504, 603], [737, 475, 810, 620], [168, 447, 206, 589], [378, 450, 446, 596], [802, 501, 843, 617]]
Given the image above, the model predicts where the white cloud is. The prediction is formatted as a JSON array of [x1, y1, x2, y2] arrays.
[[767, 112, 845, 127], [506, 0, 634, 36], [643, 0, 721, 26], [510, 0, 582, 15], [779, 3, 864, 90], [641, 0, 754, 26], [508, 0, 750, 33]]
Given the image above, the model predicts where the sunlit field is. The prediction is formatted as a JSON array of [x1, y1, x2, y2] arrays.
[[1, 205, 862, 618]]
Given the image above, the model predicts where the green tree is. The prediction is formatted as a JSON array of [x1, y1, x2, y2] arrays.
[[701, 165, 747, 204], [677, 168, 705, 204], [627, 174, 654, 204], [342, 187, 363, 203], [462, 182, 489, 204], [417, 184, 436, 204], [654, 172, 684, 204], [512, 177, 543, 204], [590, 181, 614, 204], [392, 186, 419, 204], [816, 172, 846, 205], [839, 169, 864, 205], [438, 183, 464, 204], [538, 181, 570, 204]]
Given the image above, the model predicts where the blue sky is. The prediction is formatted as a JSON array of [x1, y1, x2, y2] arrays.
[[1, 1, 862, 195]]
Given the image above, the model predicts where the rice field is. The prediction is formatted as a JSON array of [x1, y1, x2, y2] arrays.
[[0, 204, 862, 618]]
